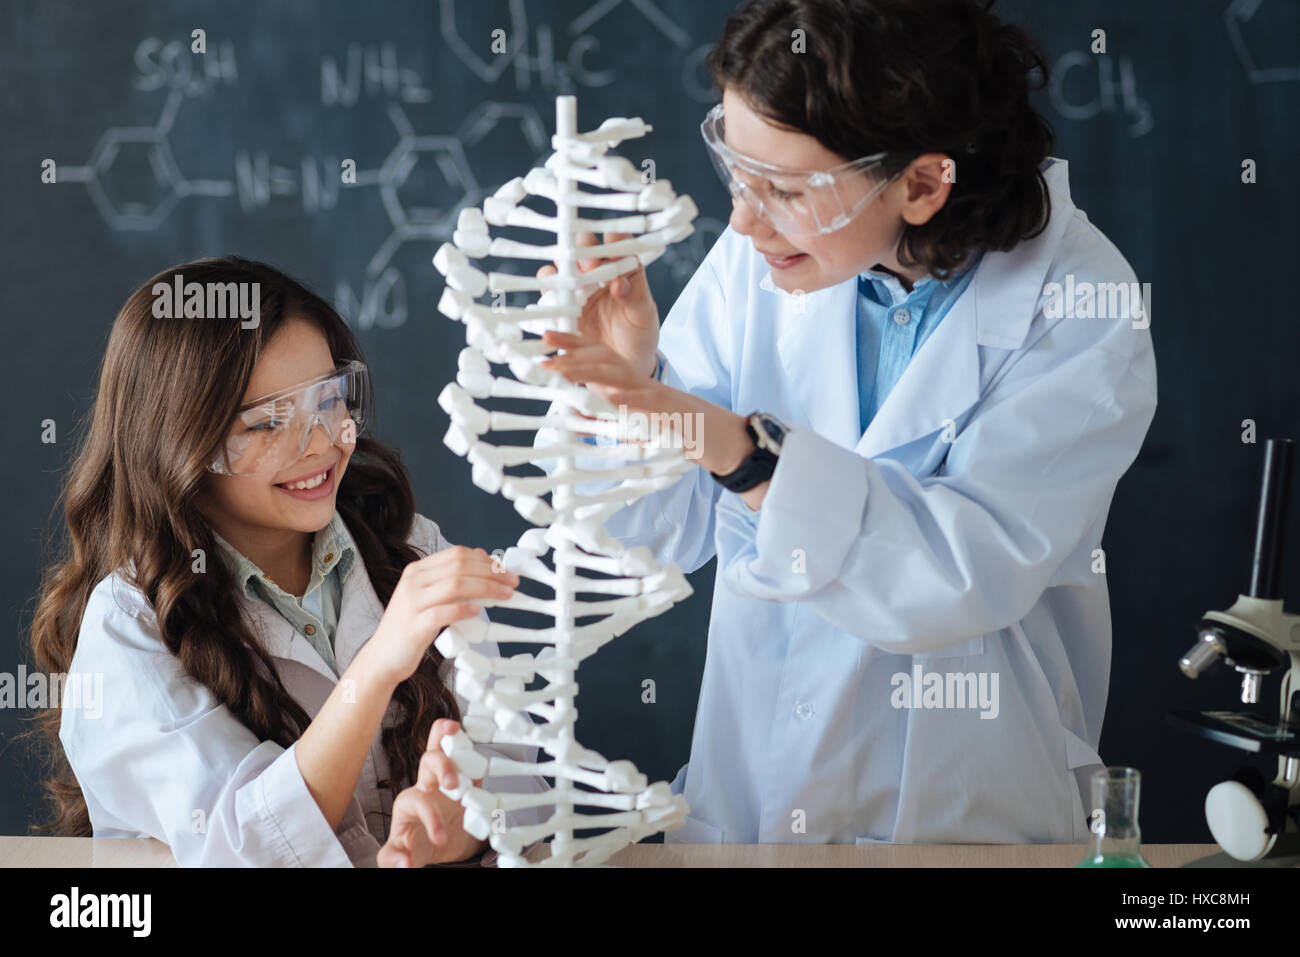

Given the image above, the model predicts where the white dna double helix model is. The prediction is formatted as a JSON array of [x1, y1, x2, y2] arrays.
[[430, 95, 698, 866]]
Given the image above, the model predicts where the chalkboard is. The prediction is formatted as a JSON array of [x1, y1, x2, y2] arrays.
[[2, 0, 1298, 846]]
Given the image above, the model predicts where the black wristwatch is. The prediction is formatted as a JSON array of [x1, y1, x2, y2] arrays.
[[710, 412, 788, 493]]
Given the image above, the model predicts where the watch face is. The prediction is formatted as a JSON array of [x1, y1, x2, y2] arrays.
[[751, 414, 785, 453]]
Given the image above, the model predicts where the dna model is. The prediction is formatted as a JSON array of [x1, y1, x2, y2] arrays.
[[430, 95, 698, 866]]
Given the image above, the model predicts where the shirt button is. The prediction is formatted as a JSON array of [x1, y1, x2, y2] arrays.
[[304, 624, 316, 636], [795, 702, 813, 720], [893, 308, 911, 325], [324, 552, 334, 563]]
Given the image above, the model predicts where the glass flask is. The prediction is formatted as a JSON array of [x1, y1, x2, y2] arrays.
[[1077, 766, 1153, 868]]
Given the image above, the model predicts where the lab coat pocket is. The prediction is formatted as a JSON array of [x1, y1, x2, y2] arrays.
[[668, 814, 723, 844]]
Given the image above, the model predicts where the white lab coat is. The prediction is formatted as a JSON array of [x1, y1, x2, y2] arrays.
[[59, 512, 548, 866], [548, 157, 1157, 844]]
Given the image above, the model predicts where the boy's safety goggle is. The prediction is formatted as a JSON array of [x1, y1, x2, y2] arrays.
[[700, 103, 905, 237], [209, 360, 370, 477]]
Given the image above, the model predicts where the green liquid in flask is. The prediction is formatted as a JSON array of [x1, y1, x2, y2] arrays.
[[1077, 851, 1152, 868], [1076, 767, 1152, 869]]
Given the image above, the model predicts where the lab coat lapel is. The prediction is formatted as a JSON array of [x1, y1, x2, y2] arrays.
[[767, 274, 862, 449], [239, 594, 337, 683], [855, 158, 1078, 458], [855, 290, 981, 457], [762, 262, 978, 457], [332, 544, 387, 674]]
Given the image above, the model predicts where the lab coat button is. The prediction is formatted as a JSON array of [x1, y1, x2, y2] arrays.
[[893, 308, 911, 325], [304, 624, 316, 636], [795, 702, 813, 720]]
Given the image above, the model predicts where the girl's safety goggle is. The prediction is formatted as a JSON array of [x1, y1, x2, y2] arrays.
[[209, 360, 370, 477], [700, 103, 906, 237]]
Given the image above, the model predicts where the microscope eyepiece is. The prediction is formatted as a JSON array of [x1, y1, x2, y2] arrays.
[[1179, 631, 1225, 678]]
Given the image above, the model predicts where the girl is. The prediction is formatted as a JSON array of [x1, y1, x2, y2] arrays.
[[537, 0, 1157, 844], [27, 256, 543, 867]]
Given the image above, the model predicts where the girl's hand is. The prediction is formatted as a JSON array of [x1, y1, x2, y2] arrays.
[[364, 547, 519, 689], [377, 719, 488, 867], [536, 231, 660, 378], [541, 330, 667, 414]]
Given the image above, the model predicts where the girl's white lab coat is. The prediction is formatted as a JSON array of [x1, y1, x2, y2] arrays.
[[59, 513, 547, 866], [559, 157, 1157, 844]]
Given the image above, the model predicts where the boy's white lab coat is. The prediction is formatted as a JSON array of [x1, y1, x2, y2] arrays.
[[553, 157, 1157, 844], [59, 513, 547, 866]]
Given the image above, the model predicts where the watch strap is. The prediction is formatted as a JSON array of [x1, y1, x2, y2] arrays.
[[711, 417, 779, 493]]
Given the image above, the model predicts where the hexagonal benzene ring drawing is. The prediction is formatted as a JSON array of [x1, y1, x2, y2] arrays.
[[380, 136, 475, 228], [84, 127, 184, 231], [431, 94, 698, 866], [367, 100, 549, 278], [438, 0, 528, 84], [366, 103, 472, 277], [567, 0, 690, 48], [61, 89, 233, 231], [1225, 0, 1300, 84], [458, 101, 551, 194]]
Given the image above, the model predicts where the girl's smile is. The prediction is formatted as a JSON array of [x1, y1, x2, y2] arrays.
[[274, 463, 336, 500]]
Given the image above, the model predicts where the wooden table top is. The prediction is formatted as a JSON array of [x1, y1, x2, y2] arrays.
[[0, 835, 1219, 868]]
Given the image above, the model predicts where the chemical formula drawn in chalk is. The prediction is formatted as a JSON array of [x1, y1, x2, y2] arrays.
[[1049, 52, 1154, 139], [1224, 0, 1300, 84], [50, 3, 719, 331]]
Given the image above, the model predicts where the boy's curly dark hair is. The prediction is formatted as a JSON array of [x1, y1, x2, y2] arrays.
[[708, 0, 1055, 278]]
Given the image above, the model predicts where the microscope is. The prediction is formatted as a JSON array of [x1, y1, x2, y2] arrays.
[[1168, 437, 1300, 866]]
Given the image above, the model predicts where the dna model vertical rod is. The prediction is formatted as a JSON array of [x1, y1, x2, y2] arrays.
[[549, 94, 579, 861], [430, 95, 698, 866]]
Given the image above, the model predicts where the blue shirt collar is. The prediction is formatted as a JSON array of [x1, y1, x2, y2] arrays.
[[858, 256, 982, 308], [211, 511, 356, 600], [858, 267, 932, 308]]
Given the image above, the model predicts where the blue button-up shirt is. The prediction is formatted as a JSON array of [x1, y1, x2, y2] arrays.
[[211, 511, 357, 676], [855, 258, 981, 435]]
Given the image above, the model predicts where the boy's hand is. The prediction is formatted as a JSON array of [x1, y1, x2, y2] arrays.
[[536, 231, 660, 377], [377, 719, 488, 867], [541, 329, 668, 413]]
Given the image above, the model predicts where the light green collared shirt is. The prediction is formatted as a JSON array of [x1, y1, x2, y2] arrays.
[[211, 512, 357, 676]]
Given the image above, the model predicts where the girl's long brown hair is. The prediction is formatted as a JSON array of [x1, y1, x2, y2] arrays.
[[23, 255, 460, 836]]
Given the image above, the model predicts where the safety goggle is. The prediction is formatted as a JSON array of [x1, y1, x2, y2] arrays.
[[700, 103, 905, 237], [208, 360, 370, 477]]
